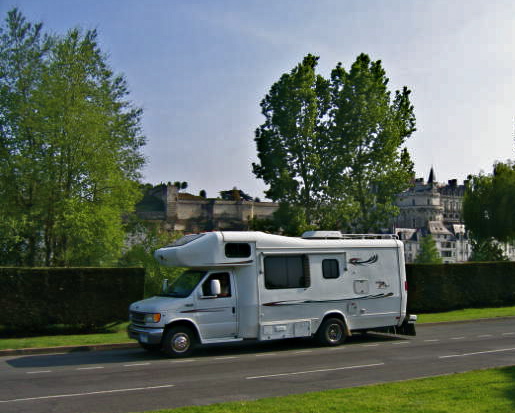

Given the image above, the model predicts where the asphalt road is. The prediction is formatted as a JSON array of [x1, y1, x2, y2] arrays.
[[1, 318, 514, 413]]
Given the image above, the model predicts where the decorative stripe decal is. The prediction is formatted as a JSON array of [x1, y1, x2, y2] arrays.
[[262, 293, 394, 307], [180, 308, 228, 314], [349, 255, 378, 266]]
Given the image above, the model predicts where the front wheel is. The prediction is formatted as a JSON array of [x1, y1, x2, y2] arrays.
[[315, 318, 346, 346], [162, 326, 197, 357]]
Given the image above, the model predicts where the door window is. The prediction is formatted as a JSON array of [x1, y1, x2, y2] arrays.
[[202, 272, 231, 297]]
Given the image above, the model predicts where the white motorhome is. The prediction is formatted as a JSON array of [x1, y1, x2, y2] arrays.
[[128, 231, 416, 357]]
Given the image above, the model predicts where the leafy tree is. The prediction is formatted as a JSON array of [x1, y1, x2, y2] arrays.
[[174, 181, 188, 191], [253, 53, 415, 231], [252, 54, 330, 223], [414, 235, 443, 264], [250, 202, 315, 236], [463, 162, 515, 244], [220, 187, 253, 201], [325, 55, 416, 232], [469, 239, 508, 262], [120, 219, 183, 296], [0, 9, 145, 266]]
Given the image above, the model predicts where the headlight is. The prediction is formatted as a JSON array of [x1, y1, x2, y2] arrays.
[[144, 313, 161, 323]]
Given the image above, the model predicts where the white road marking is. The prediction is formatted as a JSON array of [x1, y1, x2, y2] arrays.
[[170, 359, 196, 363], [478, 335, 493, 338], [392, 341, 410, 345], [424, 339, 440, 342], [439, 347, 515, 359], [215, 356, 238, 360], [0, 385, 175, 403], [26, 371, 52, 375], [361, 344, 379, 347], [451, 337, 466, 340], [124, 363, 151, 367], [293, 350, 313, 354], [77, 367, 104, 371], [502, 332, 515, 336], [246, 362, 385, 380]]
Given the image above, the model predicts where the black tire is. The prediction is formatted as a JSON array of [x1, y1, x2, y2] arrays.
[[316, 318, 346, 346], [162, 325, 197, 357]]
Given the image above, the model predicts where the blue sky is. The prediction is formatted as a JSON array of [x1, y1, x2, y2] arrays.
[[2, 0, 515, 199]]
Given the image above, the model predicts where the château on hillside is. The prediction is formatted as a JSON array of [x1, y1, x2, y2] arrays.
[[136, 184, 278, 232]]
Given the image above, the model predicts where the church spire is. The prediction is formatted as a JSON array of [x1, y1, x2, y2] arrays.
[[428, 167, 435, 185]]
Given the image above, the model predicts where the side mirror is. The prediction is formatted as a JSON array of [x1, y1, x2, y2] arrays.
[[210, 279, 221, 296], [162, 279, 169, 294]]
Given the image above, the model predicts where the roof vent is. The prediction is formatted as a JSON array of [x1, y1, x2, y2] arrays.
[[302, 231, 343, 239]]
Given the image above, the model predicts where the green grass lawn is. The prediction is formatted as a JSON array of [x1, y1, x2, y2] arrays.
[[417, 306, 515, 324], [0, 322, 131, 350], [140, 366, 515, 413], [1, 306, 514, 351]]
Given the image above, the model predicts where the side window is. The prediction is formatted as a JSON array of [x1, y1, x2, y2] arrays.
[[225, 243, 251, 258], [202, 273, 231, 297], [264, 255, 310, 289], [322, 259, 340, 279]]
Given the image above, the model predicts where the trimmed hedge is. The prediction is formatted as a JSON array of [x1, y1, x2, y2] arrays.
[[406, 262, 515, 313], [0, 267, 145, 330]]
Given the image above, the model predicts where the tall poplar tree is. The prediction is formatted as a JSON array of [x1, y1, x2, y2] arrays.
[[463, 162, 515, 261], [252, 54, 330, 223], [325, 54, 415, 232], [253, 53, 415, 232], [0, 9, 145, 266]]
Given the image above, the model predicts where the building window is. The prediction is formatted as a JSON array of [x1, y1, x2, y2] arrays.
[[322, 259, 340, 279], [264, 255, 310, 289]]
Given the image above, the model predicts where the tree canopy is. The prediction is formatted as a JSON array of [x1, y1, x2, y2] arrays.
[[414, 235, 443, 264], [253, 53, 415, 233], [463, 162, 515, 243], [0, 9, 146, 266]]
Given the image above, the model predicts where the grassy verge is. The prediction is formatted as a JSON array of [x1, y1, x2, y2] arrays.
[[0, 322, 131, 350], [417, 306, 515, 324], [1, 306, 514, 351], [142, 366, 515, 413]]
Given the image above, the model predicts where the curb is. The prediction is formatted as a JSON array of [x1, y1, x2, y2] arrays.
[[0, 342, 139, 357]]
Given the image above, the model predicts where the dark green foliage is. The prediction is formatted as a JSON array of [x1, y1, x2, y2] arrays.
[[414, 235, 443, 264], [250, 202, 315, 236], [0, 267, 144, 330], [0, 9, 145, 266], [119, 219, 183, 296], [253, 53, 416, 231], [469, 239, 508, 262], [220, 188, 253, 201], [464, 162, 515, 244], [406, 263, 515, 313]]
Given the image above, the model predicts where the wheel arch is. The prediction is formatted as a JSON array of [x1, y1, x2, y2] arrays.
[[318, 311, 351, 337], [164, 319, 202, 343]]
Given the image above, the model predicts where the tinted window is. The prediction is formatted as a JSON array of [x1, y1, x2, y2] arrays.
[[225, 243, 251, 258], [322, 259, 340, 279], [264, 255, 310, 289]]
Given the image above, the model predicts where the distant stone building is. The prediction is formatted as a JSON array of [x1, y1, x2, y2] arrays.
[[136, 184, 278, 233], [394, 168, 471, 263]]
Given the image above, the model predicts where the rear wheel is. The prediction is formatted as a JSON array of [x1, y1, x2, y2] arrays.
[[162, 326, 197, 357], [316, 318, 346, 346]]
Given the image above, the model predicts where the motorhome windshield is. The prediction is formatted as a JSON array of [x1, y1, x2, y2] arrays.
[[161, 270, 206, 298]]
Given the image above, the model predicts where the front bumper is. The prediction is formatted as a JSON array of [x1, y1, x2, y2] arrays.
[[128, 324, 164, 345]]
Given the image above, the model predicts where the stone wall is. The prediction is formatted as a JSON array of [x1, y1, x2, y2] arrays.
[[136, 184, 278, 233]]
